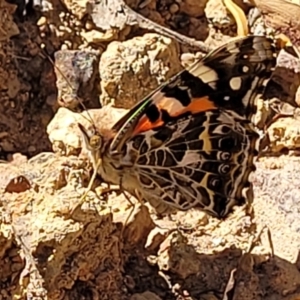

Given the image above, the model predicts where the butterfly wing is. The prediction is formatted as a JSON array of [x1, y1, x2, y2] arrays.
[[110, 35, 277, 154], [124, 109, 258, 217], [109, 35, 278, 218]]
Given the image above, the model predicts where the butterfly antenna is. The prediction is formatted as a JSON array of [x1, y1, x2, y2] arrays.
[[39, 45, 98, 130], [39, 45, 106, 216]]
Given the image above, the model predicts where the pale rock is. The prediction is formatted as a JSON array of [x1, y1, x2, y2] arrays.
[[267, 117, 300, 152], [47, 106, 128, 156], [100, 33, 181, 109]]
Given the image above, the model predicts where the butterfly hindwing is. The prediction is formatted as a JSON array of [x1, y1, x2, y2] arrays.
[[125, 109, 259, 217], [110, 35, 277, 154]]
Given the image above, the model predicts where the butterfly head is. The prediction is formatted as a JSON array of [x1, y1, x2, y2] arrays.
[[77, 123, 104, 164], [77, 122, 124, 185]]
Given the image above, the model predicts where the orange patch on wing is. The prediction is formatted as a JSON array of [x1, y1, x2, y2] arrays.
[[172, 97, 217, 116], [133, 96, 217, 135], [133, 118, 164, 135]]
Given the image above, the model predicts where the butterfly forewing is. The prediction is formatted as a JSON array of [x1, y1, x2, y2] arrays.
[[110, 36, 277, 154], [102, 35, 280, 218], [188, 35, 276, 118]]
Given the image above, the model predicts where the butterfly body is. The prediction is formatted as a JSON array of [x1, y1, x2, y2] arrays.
[[78, 35, 279, 218]]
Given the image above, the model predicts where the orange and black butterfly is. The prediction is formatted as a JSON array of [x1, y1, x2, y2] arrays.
[[77, 35, 278, 218]]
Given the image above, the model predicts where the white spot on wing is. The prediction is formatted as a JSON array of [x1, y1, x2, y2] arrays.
[[152, 91, 165, 102], [151, 91, 187, 112], [229, 77, 242, 91], [189, 63, 218, 89], [242, 66, 249, 73], [241, 76, 260, 107]]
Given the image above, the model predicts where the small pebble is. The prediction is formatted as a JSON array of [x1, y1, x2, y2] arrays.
[[212, 237, 225, 247], [75, 20, 82, 27], [28, 145, 36, 153], [169, 3, 179, 14], [164, 12, 171, 20], [37, 16, 47, 26], [139, 0, 152, 9], [85, 20, 94, 30], [64, 40, 72, 48], [61, 44, 68, 50]]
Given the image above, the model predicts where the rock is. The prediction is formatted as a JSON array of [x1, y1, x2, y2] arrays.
[[88, 0, 143, 31], [205, 0, 231, 29], [99, 33, 181, 109], [179, 0, 208, 17], [47, 108, 84, 156], [58, 0, 88, 19], [2, 165, 125, 299], [264, 47, 300, 109], [7, 153, 28, 165], [2, 1, 300, 298], [145, 227, 170, 252], [4, 175, 31, 193], [130, 291, 162, 300], [267, 117, 300, 152], [80, 28, 118, 44], [0, 144, 155, 299], [140, 8, 165, 25], [0, 1, 19, 41], [157, 231, 207, 279], [180, 52, 203, 68], [54, 49, 102, 110], [47, 106, 128, 156], [120, 204, 155, 248], [0, 162, 31, 193], [253, 0, 300, 47], [187, 16, 209, 40], [0, 34, 55, 157]]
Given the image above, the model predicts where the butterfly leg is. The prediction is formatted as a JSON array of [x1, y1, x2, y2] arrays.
[[70, 158, 101, 215], [120, 191, 137, 235], [246, 225, 274, 257], [119, 176, 142, 234]]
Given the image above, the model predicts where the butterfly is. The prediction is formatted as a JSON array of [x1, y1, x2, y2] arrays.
[[76, 35, 279, 219]]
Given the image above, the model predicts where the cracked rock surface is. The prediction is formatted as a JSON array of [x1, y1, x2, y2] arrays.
[[1, 0, 300, 299], [99, 33, 181, 108]]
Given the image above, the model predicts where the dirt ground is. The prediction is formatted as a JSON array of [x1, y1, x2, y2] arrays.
[[1, 0, 300, 299]]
